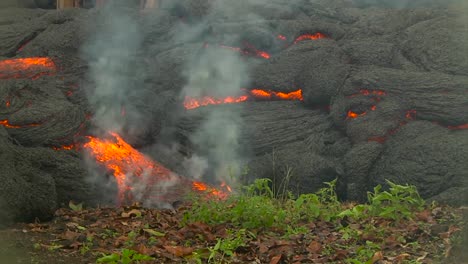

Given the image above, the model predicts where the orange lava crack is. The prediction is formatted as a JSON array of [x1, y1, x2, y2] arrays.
[[184, 88, 303, 110]]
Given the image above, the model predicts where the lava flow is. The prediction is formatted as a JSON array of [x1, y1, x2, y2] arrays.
[[205, 43, 271, 59], [0, 119, 40, 128], [0, 57, 56, 80], [83, 132, 230, 204], [183, 88, 303, 110], [293, 32, 328, 44]]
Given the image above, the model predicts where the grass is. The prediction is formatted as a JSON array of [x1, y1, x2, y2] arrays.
[[19, 178, 464, 264]]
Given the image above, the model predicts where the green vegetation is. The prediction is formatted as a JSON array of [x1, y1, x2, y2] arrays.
[[26, 178, 462, 264], [97, 249, 154, 264]]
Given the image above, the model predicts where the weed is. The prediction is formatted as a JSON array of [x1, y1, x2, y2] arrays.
[[97, 248, 154, 264]]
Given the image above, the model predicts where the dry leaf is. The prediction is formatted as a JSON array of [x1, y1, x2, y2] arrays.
[[163, 245, 194, 257], [370, 251, 383, 263], [121, 209, 142, 218], [270, 254, 282, 264], [394, 253, 410, 263], [259, 244, 269, 254], [61, 230, 80, 241], [307, 241, 322, 254]]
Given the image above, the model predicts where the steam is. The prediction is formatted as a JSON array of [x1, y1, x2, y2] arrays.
[[181, 45, 248, 186], [83, 3, 142, 135], [177, 0, 261, 186], [81, 3, 156, 204]]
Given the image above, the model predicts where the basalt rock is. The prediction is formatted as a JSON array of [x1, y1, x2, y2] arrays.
[[0, 1, 467, 225]]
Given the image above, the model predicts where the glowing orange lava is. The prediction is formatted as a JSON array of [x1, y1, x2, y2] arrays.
[[293, 32, 328, 44], [184, 89, 303, 110], [406, 110, 417, 120], [83, 132, 230, 203], [184, 95, 249, 110], [0, 57, 56, 80], [207, 44, 271, 59], [52, 144, 77, 151], [448, 124, 468, 130], [347, 89, 387, 98], [0, 119, 40, 128], [277, 34, 287, 40]]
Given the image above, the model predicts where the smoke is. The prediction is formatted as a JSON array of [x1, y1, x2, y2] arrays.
[[181, 47, 248, 186], [176, 0, 262, 186], [82, 3, 143, 135], [351, 0, 464, 8], [81, 2, 153, 204]]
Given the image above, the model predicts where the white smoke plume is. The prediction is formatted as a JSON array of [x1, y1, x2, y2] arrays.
[[82, 3, 142, 135], [177, 0, 265, 186]]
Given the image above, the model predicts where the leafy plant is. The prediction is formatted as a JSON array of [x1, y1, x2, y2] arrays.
[[208, 229, 251, 263], [97, 249, 154, 264], [68, 201, 83, 211], [367, 180, 425, 220]]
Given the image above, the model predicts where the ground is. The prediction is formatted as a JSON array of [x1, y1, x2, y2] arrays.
[[0, 200, 466, 264]]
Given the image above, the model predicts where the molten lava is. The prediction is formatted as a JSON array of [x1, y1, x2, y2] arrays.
[[347, 89, 387, 98], [448, 124, 468, 130], [0, 119, 40, 128], [184, 95, 249, 110], [83, 132, 230, 203], [205, 43, 271, 59], [293, 32, 328, 44], [183, 89, 303, 110], [0, 57, 56, 80]]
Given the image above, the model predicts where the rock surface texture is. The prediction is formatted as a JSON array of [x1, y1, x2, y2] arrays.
[[0, 0, 467, 225]]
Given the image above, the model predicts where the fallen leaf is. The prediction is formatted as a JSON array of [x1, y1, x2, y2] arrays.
[[121, 209, 142, 218], [417, 252, 428, 261], [370, 251, 383, 263], [259, 244, 269, 254], [394, 253, 410, 262], [163, 245, 194, 257], [61, 230, 80, 241], [270, 255, 282, 264], [143, 229, 165, 237], [307, 241, 322, 254]]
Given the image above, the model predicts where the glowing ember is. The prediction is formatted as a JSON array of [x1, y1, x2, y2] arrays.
[[5, 100, 10, 107], [53, 144, 76, 151], [250, 89, 303, 100], [347, 89, 387, 98], [83, 132, 230, 203], [448, 124, 468, 130], [406, 110, 417, 120], [207, 43, 271, 59], [184, 95, 249, 110], [0, 119, 40, 128], [293, 32, 328, 44], [0, 57, 56, 80], [184, 89, 303, 110], [346, 105, 377, 119], [277, 34, 287, 40], [347, 110, 366, 119]]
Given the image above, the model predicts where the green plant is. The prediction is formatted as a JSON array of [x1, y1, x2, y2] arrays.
[[80, 235, 94, 255], [124, 231, 138, 247], [367, 180, 425, 220], [208, 229, 251, 263], [97, 249, 154, 264], [69, 201, 83, 211]]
